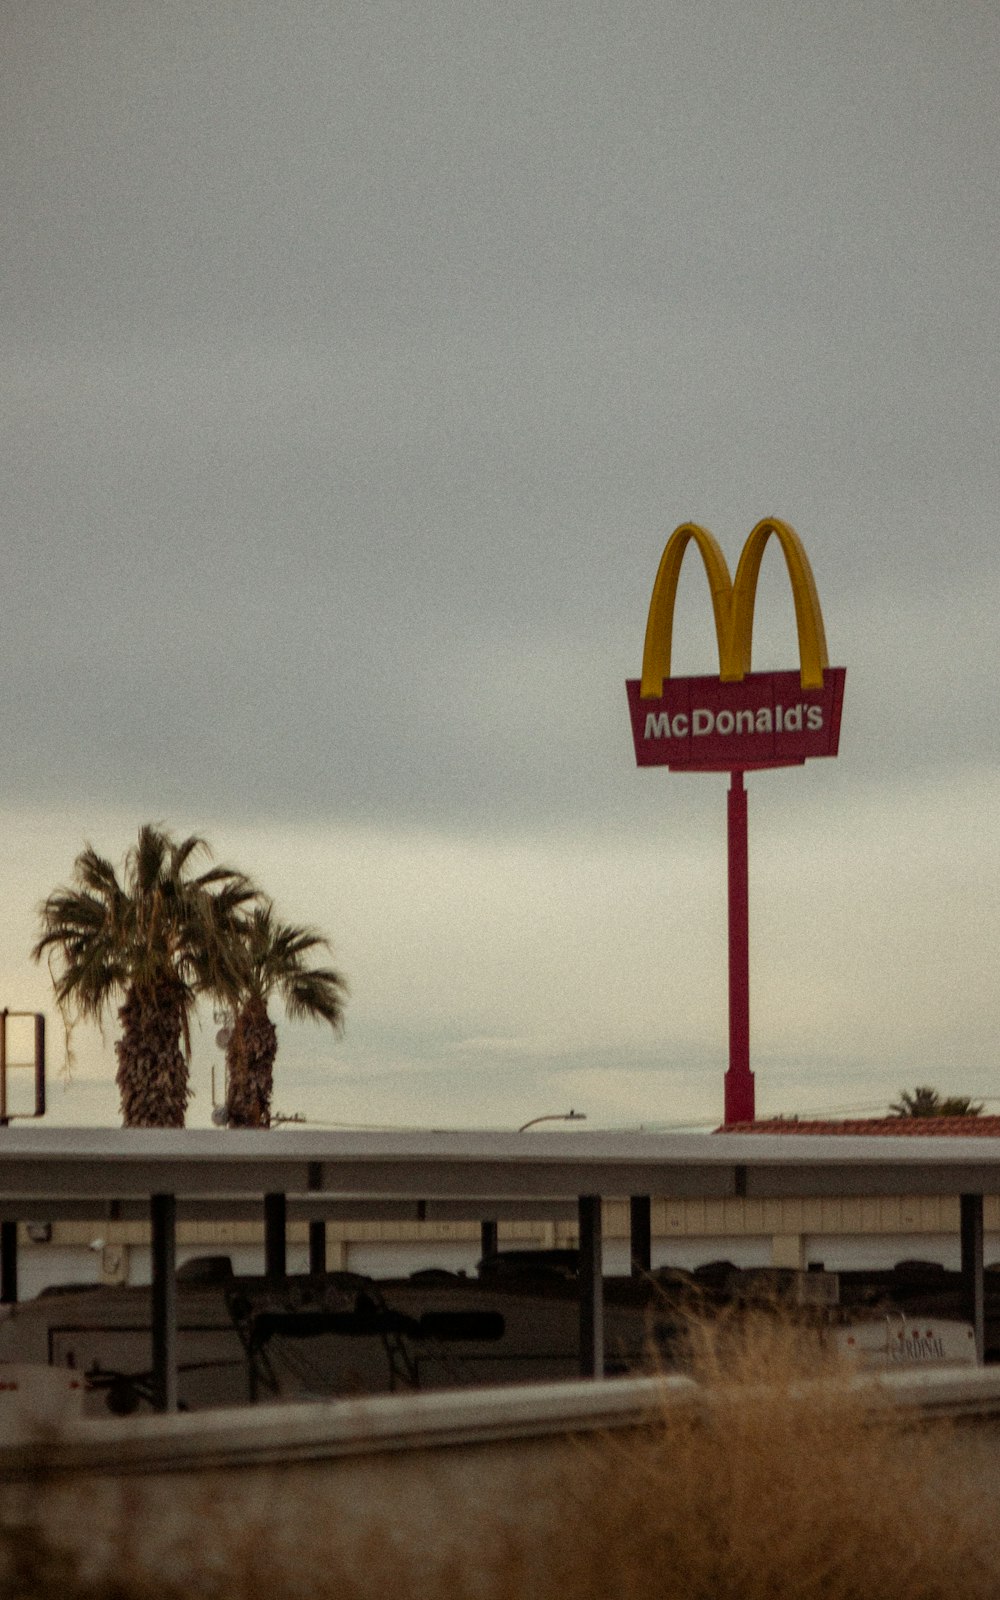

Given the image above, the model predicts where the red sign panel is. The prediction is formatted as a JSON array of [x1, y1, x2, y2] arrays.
[[626, 667, 846, 771]]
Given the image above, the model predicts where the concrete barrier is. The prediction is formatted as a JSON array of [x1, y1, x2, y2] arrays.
[[2, 1367, 1000, 1593]]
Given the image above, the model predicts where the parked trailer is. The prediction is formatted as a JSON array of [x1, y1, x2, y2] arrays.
[[0, 1253, 982, 1418]]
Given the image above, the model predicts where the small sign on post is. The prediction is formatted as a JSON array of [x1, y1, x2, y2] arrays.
[[0, 1012, 46, 1125]]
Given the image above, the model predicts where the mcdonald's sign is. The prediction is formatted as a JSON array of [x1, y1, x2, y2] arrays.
[[626, 519, 845, 771]]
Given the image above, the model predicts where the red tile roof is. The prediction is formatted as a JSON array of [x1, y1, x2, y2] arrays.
[[717, 1117, 1000, 1137]]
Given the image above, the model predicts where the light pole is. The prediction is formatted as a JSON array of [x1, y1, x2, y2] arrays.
[[514, 1109, 596, 1373], [480, 1112, 587, 1258], [517, 1109, 587, 1133]]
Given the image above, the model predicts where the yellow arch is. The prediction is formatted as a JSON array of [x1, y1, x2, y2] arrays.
[[639, 517, 830, 695], [724, 518, 829, 689], [639, 523, 733, 698]]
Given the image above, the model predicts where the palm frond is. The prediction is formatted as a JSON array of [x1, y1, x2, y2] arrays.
[[283, 968, 348, 1029]]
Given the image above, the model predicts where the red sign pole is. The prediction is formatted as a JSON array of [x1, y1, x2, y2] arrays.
[[724, 770, 754, 1125]]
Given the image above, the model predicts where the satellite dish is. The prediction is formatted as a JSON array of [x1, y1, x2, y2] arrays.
[[215, 1028, 232, 1050], [211, 1105, 229, 1127]]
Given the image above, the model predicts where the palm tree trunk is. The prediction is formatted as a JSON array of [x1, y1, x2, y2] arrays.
[[226, 998, 277, 1128], [115, 979, 191, 1128]]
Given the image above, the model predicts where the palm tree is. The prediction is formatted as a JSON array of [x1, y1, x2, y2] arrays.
[[890, 1086, 984, 1118], [33, 825, 255, 1127], [223, 904, 347, 1128]]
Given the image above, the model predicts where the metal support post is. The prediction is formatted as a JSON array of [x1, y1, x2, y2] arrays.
[[724, 769, 755, 1124], [264, 1192, 287, 1277], [629, 1196, 651, 1276], [308, 1219, 327, 1275], [0, 1220, 17, 1305], [578, 1195, 604, 1378], [150, 1193, 177, 1413], [960, 1193, 985, 1365], [34, 1013, 46, 1117]]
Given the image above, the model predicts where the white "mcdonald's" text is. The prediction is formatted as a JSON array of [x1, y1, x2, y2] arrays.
[[644, 704, 824, 740]]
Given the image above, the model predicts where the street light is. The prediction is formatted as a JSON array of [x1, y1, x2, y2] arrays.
[[480, 1109, 588, 1259], [517, 1109, 587, 1133]]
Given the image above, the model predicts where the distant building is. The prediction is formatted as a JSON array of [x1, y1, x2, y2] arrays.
[[719, 1117, 1000, 1138]]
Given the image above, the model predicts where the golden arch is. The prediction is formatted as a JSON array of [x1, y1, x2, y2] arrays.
[[640, 517, 829, 697]]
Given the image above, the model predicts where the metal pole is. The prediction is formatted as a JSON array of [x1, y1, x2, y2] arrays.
[[34, 1014, 45, 1117], [0, 1010, 7, 1127], [150, 1193, 177, 1412], [960, 1193, 985, 1365], [480, 1220, 498, 1260], [264, 1192, 287, 1277], [629, 1196, 651, 1276], [0, 1221, 17, 1305], [308, 1219, 327, 1274], [724, 769, 755, 1124], [578, 1195, 604, 1378]]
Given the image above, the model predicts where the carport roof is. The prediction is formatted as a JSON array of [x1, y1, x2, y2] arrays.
[[3, 1125, 1000, 1206]]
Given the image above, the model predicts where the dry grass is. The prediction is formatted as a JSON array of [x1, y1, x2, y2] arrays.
[[540, 1310, 1000, 1600], [3, 1311, 1000, 1600]]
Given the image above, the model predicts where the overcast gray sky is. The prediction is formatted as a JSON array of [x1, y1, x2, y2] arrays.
[[3, 1, 998, 1130]]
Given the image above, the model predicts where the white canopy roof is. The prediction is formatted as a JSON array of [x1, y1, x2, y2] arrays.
[[2, 1126, 1000, 1208]]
